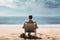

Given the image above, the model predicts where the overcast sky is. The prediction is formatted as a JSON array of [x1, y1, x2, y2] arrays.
[[0, 0, 60, 16]]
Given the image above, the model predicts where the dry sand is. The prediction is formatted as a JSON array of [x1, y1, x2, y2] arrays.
[[0, 25, 60, 40]]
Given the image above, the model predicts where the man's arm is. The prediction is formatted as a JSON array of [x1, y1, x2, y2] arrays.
[[34, 22, 38, 29], [22, 22, 27, 29], [35, 23, 38, 29], [22, 23, 26, 28]]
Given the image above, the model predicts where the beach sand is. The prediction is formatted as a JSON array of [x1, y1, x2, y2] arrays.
[[0, 25, 60, 40]]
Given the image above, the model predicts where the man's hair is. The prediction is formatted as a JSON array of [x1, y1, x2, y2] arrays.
[[29, 15, 33, 19]]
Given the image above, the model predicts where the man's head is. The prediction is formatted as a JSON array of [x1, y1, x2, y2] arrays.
[[29, 15, 33, 19]]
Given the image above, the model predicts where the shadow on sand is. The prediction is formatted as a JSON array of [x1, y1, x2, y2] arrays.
[[19, 34, 42, 40]]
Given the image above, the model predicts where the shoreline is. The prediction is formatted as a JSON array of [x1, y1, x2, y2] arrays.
[[0, 24, 60, 28]]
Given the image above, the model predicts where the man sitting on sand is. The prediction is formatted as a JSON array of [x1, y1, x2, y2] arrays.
[[23, 15, 38, 36]]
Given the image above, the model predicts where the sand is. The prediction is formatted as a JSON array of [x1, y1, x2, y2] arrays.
[[0, 25, 60, 40]]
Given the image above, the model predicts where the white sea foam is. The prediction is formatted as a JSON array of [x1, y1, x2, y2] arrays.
[[0, 24, 60, 28]]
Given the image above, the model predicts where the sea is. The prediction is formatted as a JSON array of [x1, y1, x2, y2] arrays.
[[0, 16, 60, 25]]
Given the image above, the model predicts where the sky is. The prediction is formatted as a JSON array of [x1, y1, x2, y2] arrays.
[[0, 0, 60, 16]]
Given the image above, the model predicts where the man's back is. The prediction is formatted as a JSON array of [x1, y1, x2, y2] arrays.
[[23, 20, 38, 29], [23, 22, 38, 32], [28, 19, 33, 23]]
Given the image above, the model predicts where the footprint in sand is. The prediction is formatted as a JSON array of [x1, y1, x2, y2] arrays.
[[37, 33, 53, 39], [10, 33, 17, 35], [0, 36, 10, 40]]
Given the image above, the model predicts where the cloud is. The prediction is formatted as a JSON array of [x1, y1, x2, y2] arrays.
[[0, 0, 60, 9], [0, 0, 44, 9], [44, 0, 60, 8], [0, 0, 60, 16], [0, 0, 16, 8]]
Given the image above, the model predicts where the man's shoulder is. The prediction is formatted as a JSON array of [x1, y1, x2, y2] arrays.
[[24, 21, 37, 24], [33, 20, 37, 23]]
